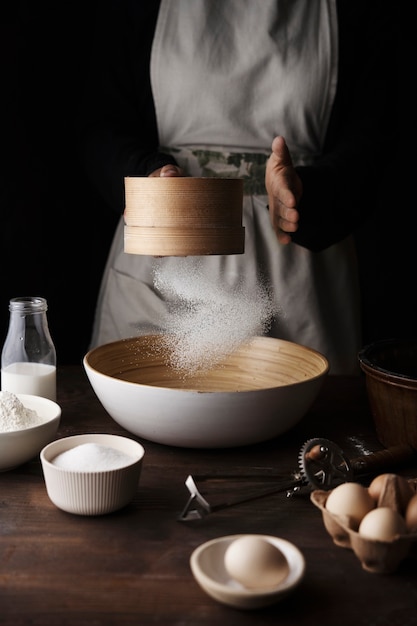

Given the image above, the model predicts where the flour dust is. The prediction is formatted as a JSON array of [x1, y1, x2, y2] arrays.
[[151, 258, 278, 376]]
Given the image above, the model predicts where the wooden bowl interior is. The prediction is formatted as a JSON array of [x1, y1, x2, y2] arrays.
[[359, 339, 417, 382], [86, 335, 328, 392]]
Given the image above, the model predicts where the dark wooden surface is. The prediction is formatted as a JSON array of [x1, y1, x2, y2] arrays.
[[1, 368, 417, 626]]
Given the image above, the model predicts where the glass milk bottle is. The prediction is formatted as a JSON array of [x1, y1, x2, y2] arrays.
[[1, 296, 56, 401]]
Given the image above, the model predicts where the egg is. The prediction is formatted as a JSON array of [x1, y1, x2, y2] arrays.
[[368, 473, 414, 513], [358, 506, 407, 541], [325, 482, 375, 528], [405, 493, 417, 532], [224, 535, 289, 589], [368, 473, 392, 501]]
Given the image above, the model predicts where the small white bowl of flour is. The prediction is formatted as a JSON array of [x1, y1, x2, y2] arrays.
[[0, 391, 61, 471], [40, 433, 145, 515]]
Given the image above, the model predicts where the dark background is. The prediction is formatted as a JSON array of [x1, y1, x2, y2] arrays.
[[1, 3, 413, 365], [1, 2, 119, 364]]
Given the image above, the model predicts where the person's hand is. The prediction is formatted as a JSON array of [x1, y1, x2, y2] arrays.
[[148, 164, 185, 177], [265, 136, 303, 244]]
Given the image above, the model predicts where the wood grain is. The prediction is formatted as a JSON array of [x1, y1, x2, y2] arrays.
[[1, 369, 416, 626]]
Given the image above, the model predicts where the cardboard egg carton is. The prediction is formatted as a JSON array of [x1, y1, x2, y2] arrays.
[[311, 476, 417, 574]]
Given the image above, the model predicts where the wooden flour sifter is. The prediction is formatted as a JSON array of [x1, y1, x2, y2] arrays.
[[123, 176, 245, 256]]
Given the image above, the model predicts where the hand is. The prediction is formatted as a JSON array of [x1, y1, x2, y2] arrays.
[[148, 164, 185, 177], [265, 136, 303, 244]]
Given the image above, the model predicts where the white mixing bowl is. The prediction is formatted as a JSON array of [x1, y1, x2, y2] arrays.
[[83, 335, 329, 448]]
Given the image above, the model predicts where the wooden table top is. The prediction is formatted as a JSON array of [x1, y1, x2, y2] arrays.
[[1, 367, 417, 626]]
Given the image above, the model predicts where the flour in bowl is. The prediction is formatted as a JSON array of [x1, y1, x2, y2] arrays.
[[0, 390, 43, 432], [52, 443, 135, 471]]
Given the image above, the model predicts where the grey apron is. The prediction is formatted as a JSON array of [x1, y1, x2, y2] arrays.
[[90, 0, 361, 375]]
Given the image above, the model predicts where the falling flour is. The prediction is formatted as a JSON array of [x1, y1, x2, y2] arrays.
[[0, 390, 43, 432], [152, 258, 278, 376], [52, 443, 135, 471]]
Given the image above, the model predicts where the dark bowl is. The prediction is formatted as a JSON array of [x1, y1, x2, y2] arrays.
[[358, 339, 417, 449]]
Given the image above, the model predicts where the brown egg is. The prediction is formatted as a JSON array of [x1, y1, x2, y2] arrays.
[[325, 482, 375, 528], [368, 473, 414, 514], [368, 473, 390, 500], [405, 493, 417, 533]]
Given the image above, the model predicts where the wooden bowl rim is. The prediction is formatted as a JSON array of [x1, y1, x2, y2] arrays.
[[358, 339, 417, 386], [84, 335, 329, 393]]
